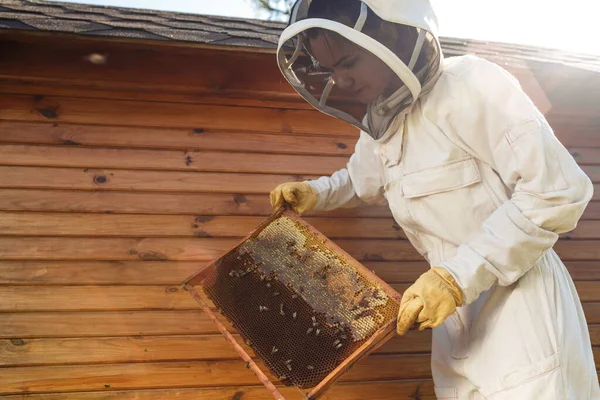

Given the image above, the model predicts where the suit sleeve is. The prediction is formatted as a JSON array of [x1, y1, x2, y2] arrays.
[[307, 132, 387, 211], [436, 57, 594, 304]]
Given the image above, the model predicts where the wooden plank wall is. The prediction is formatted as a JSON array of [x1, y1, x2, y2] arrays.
[[0, 32, 599, 399]]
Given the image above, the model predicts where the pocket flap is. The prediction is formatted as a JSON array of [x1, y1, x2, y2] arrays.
[[401, 157, 481, 198]]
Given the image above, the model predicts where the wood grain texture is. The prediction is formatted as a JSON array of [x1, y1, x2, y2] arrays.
[[0, 189, 392, 218], [0, 380, 436, 400], [0, 212, 401, 239], [0, 80, 316, 111], [0, 144, 347, 176], [0, 166, 315, 193], [0, 121, 355, 156], [0, 311, 224, 338], [0, 355, 433, 394], [0, 352, 597, 395], [0, 331, 432, 367], [0, 33, 304, 101], [0, 94, 355, 136]]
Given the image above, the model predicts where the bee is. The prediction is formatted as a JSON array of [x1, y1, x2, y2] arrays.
[[332, 339, 340, 347], [306, 327, 313, 335], [315, 328, 320, 336], [271, 346, 278, 354], [335, 343, 343, 350], [280, 303, 285, 316], [307, 365, 314, 370], [293, 312, 297, 320], [259, 306, 269, 312]]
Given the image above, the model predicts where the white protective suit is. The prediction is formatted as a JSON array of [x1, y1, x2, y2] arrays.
[[277, 0, 600, 399]]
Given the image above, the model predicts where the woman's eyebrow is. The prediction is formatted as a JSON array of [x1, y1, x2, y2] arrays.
[[333, 55, 353, 67]]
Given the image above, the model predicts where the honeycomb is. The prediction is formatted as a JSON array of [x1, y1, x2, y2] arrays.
[[200, 212, 400, 390]]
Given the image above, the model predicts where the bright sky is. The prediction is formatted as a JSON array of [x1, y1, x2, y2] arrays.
[[49, 0, 600, 55]]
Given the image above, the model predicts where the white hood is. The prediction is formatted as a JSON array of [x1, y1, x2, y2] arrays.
[[277, 0, 444, 139]]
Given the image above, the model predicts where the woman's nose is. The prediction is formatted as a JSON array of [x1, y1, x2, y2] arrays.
[[333, 72, 355, 91]]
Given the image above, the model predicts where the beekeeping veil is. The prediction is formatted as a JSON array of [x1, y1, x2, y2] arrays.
[[277, 0, 443, 139]]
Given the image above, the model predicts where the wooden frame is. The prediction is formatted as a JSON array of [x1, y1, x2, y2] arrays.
[[182, 208, 402, 400]]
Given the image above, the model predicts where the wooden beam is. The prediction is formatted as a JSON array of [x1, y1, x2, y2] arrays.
[[0, 166, 316, 194], [0, 355, 433, 394], [0, 94, 356, 136], [0, 121, 355, 156], [0, 331, 433, 367], [0, 31, 295, 101], [0, 144, 347, 176], [0, 380, 436, 400], [0, 188, 392, 218]]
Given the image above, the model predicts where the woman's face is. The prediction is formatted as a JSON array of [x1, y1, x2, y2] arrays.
[[308, 31, 401, 104]]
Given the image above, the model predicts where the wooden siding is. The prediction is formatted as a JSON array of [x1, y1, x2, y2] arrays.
[[0, 31, 599, 399]]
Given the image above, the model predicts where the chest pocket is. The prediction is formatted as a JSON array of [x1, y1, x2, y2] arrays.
[[401, 157, 481, 198], [393, 157, 497, 249]]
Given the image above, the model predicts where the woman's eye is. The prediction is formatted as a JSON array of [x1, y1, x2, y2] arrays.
[[342, 57, 358, 68]]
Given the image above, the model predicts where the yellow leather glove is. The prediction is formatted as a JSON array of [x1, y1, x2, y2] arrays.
[[396, 267, 464, 335], [269, 182, 318, 215]]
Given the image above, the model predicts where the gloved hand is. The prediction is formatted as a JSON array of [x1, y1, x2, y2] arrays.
[[269, 182, 318, 215], [396, 267, 464, 335]]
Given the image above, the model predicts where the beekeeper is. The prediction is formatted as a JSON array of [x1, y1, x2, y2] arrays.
[[270, 0, 600, 398]]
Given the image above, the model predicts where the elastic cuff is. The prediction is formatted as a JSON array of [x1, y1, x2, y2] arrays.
[[432, 267, 465, 307], [306, 179, 328, 210]]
